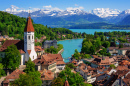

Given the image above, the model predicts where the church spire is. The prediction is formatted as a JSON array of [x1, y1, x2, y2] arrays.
[[24, 13, 34, 32]]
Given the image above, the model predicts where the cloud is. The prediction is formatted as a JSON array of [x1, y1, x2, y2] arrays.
[[43, 5, 52, 9], [75, 4, 78, 6], [42, 5, 63, 11], [66, 6, 84, 11], [32, 8, 40, 11], [11, 5, 19, 9]]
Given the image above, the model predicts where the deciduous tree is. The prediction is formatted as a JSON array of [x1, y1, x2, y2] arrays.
[[2, 44, 21, 70]]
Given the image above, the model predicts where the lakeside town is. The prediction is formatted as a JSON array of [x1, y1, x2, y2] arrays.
[[0, 12, 130, 86], [0, 0, 130, 85]]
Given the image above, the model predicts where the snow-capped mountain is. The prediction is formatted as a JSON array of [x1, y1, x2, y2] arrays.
[[106, 9, 130, 23], [5, 5, 88, 18], [4, 5, 130, 26], [91, 8, 121, 18]]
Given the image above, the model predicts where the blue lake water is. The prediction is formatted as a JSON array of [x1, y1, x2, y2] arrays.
[[69, 29, 130, 35], [58, 29, 130, 62]]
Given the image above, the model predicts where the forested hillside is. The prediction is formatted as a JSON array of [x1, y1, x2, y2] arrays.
[[0, 11, 83, 40], [68, 22, 130, 29]]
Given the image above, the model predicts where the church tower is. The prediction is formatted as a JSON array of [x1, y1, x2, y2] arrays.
[[24, 15, 37, 61]]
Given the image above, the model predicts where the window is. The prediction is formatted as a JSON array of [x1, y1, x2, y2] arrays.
[[33, 56, 34, 59], [28, 36, 30, 40], [32, 36, 33, 39]]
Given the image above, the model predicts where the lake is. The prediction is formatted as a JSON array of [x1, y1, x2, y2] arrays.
[[58, 29, 130, 63], [70, 29, 130, 34]]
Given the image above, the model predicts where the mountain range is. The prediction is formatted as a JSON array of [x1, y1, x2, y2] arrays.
[[4, 5, 130, 27]]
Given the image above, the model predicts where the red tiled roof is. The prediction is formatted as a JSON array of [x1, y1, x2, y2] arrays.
[[56, 61, 65, 65], [116, 65, 128, 71], [40, 70, 54, 80], [24, 16, 34, 32], [35, 46, 43, 52], [19, 49, 25, 54], [115, 70, 129, 78], [33, 54, 64, 66], [3, 69, 24, 84], [27, 50, 31, 55], [0, 40, 25, 54], [119, 60, 130, 65], [123, 74, 130, 86]]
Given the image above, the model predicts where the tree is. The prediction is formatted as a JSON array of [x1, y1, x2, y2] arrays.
[[110, 64, 116, 69], [73, 49, 80, 60], [2, 44, 21, 70], [119, 44, 123, 48], [58, 67, 84, 86], [10, 71, 42, 86], [66, 63, 76, 69], [24, 58, 35, 74], [90, 46, 96, 55], [102, 41, 110, 48], [52, 77, 64, 86], [0, 63, 5, 78], [99, 48, 107, 56], [81, 41, 92, 54], [83, 54, 92, 59]]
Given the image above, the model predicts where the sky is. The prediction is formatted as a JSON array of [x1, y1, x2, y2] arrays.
[[0, 0, 130, 12]]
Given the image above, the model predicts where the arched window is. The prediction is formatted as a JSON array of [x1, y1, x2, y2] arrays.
[[28, 36, 30, 40], [33, 56, 34, 59], [32, 36, 33, 39]]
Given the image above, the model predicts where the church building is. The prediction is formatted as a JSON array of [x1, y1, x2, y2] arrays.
[[0, 15, 37, 65]]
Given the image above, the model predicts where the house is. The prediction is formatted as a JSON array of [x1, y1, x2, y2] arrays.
[[0, 14, 37, 65], [33, 54, 65, 73], [107, 46, 130, 55], [91, 56, 118, 68], [39, 69, 54, 86], [75, 63, 97, 83], [43, 40, 57, 49], [71, 60, 83, 67], [93, 72, 110, 86], [107, 47, 118, 55], [2, 69, 24, 86], [122, 74, 130, 86], [35, 46, 44, 55], [118, 47, 130, 55], [0, 40, 26, 65], [113, 55, 129, 63], [119, 60, 130, 66], [103, 70, 130, 86]]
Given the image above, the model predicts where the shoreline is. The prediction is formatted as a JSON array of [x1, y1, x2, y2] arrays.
[[57, 38, 84, 42], [58, 49, 64, 54]]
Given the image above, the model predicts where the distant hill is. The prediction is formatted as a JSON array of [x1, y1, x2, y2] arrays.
[[68, 22, 113, 29], [118, 15, 130, 25], [32, 14, 105, 27], [0, 11, 80, 40], [68, 22, 130, 29]]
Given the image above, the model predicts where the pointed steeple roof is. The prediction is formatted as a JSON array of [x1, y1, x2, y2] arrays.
[[64, 77, 69, 86], [24, 15, 34, 32]]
